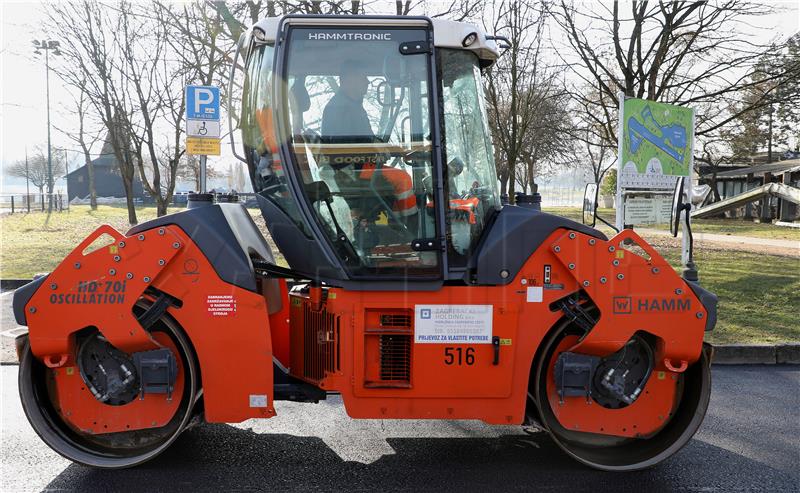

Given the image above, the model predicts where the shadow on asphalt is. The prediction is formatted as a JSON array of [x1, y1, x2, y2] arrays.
[[44, 424, 797, 492]]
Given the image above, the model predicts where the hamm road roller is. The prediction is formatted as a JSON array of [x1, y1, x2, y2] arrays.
[[13, 15, 716, 471]]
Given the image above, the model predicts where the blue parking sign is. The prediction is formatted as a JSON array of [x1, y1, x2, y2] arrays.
[[185, 85, 220, 120]]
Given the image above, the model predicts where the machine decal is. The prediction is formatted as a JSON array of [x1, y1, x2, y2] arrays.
[[414, 305, 492, 344], [443, 347, 475, 365], [249, 394, 268, 407], [637, 297, 691, 312], [307, 32, 392, 41], [613, 296, 633, 314], [182, 258, 200, 283], [50, 280, 128, 305], [614, 296, 691, 314], [207, 294, 237, 316], [526, 286, 543, 302]]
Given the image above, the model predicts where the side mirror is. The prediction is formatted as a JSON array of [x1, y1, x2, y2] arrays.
[[582, 183, 599, 227], [670, 176, 686, 237]]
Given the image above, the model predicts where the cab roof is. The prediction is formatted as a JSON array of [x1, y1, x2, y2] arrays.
[[251, 15, 501, 66]]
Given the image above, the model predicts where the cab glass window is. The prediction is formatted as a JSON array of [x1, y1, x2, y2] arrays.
[[438, 49, 501, 265], [283, 27, 439, 278], [242, 42, 311, 237]]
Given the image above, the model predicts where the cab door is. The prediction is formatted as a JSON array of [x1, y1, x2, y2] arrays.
[[273, 18, 448, 283]]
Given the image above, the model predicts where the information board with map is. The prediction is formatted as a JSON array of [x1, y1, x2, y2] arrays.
[[619, 98, 694, 189]]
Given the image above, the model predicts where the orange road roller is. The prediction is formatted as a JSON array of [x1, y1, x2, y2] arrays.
[[13, 15, 716, 471]]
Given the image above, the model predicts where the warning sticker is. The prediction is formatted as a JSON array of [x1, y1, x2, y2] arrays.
[[207, 295, 237, 316], [526, 286, 543, 302], [414, 305, 493, 344]]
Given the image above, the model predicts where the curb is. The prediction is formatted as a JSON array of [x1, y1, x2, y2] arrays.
[[712, 344, 800, 365]]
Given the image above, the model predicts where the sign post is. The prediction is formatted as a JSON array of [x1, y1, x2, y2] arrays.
[[616, 95, 695, 264], [185, 85, 221, 193]]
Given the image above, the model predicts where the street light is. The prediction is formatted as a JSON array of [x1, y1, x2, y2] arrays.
[[32, 39, 61, 212]]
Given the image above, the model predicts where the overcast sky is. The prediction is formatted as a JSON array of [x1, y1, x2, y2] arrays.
[[1, 1, 798, 194]]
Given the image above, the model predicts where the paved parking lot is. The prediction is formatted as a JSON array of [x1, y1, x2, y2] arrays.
[[1, 364, 798, 492]]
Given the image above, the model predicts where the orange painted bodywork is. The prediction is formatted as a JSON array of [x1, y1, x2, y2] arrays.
[[287, 228, 707, 432], [25, 224, 276, 430], [23, 221, 708, 438]]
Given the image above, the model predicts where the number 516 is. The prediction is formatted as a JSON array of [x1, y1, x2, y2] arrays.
[[444, 347, 475, 366]]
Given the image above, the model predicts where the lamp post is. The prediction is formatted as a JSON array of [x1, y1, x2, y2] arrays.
[[32, 39, 61, 212]]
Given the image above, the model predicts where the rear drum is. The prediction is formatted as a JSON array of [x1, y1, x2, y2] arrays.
[[18, 313, 197, 469]]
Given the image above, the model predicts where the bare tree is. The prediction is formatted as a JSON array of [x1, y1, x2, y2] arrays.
[[50, 0, 140, 224], [6, 147, 66, 195], [582, 135, 615, 187], [516, 88, 575, 192], [116, 1, 185, 216], [484, 1, 568, 200], [55, 82, 103, 210], [556, 0, 800, 150]]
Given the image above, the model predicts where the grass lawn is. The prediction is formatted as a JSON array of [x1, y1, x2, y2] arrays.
[[1, 205, 797, 344], [659, 248, 799, 345], [648, 217, 800, 240], [0, 205, 183, 279], [544, 206, 800, 241]]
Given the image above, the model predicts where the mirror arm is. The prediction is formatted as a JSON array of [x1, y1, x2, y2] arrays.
[[683, 204, 694, 263], [228, 32, 248, 164], [681, 203, 699, 282], [596, 213, 619, 233]]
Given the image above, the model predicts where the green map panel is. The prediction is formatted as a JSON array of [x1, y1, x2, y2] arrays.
[[621, 98, 693, 178]]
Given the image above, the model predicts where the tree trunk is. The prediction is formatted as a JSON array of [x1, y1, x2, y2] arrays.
[[156, 198, 168, 217], [709, 173, 721, 202], [508, 165, 517, 204], [120, 174, 138, 225], [499, 174, 508, 196], [85, 152, 97, 210]]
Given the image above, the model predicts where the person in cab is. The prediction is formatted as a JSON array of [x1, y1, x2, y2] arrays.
[[321, 61, 419, 246]]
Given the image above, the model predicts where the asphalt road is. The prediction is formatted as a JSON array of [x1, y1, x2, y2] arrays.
[[1, 364, 798, 492]]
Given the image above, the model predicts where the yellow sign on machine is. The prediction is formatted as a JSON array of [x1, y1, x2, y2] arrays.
[[186, 137, 221, 156]]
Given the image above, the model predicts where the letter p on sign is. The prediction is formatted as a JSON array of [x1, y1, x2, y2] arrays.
[[186, 85, 220, 120], [194, 89, 214, 115]]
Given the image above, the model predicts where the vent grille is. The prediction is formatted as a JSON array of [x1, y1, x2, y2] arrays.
[[379, 334, 411, 382], [380, 314, 411, 328], [290, 298, 340, 383]]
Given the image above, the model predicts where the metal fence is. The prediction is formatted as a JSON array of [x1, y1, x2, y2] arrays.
[[0, 193, 68, 214]]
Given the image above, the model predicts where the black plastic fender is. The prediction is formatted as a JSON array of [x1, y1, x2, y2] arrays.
[[472, 206, 607, 285]]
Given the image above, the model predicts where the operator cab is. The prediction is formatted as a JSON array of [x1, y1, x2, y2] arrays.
[[241, 16, 502, 286]]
